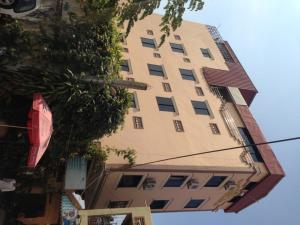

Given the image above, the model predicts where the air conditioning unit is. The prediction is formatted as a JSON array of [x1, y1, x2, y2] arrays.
[[224, 180, 237, 191], [186, 179, 200, 189], [143, 177, 156, 190]]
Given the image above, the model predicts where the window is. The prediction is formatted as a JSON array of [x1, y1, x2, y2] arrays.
[[148, 64, 165, 77], [123, 47, 129, 53], [120, 34, 126, 44], [244, 182, 257, 191], [170, 43, 185, 54], [108, 201, 128, 208], [130, 93, 137, 108], [238, 128, 263, 162], [121, 60, 130, 72], [210, 123, 220, 134], [150, 200, 169, 209], [156, 97, 175, 112], [118, 175, 143, 188], [228, 196, 242, 203], [204, 176, 227, 187], [147, 30, 154, 35], [153, 52, 161, 58], [184, 199, 204, 209], [127, 77, 135, 81], [141, 37, 156, 48], [191, 101, 210, 115], [183, 57, 191, 63], [195, 87, 204, 96], [162, 83, 172, 92], [179, 69, 195, 81], [201, 48, 213, 59], [133, 117, 143, 129], [174, 34, 181, 40], [164, 175, 187, 187], [173, 120, 184, 132], [216, 42, 234, 63]]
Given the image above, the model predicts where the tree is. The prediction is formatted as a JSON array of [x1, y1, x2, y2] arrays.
[[83, 0, 205, 46], [0, 18, 132, 161]]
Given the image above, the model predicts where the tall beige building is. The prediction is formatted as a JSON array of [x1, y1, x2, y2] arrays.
[[85, 14, 284, 213]]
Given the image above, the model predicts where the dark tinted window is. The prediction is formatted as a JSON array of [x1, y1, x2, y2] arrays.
[[244, 182, 257, 191], [141, 37, 156, 48], [156, 97, 175, 112], [170, 43, 185, 53], [118, 175, 143, 188], [228, 196, 242, 203], [150, 200, 169, 209], [164, 176, 187, 187], [201, 48, 213, 59], [238, 128, 263, 162], [184, 199, 204, 208], [121, 60, 130, 72], [129, 93, 136, 108], [191, 101, 210, 115], [204, 176, 227, 187], [108, 201, 128, 208], [14, 0, 36, 13], [179, 69, 195, 81], [148, 64, 164, 76]]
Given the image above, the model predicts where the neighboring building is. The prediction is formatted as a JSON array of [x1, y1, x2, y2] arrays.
[[85, 14, 284, 213], [78, 207, 153, 225]]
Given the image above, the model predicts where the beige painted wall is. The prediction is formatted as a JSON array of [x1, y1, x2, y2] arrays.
[[102, 14, 250, 169], [93, 14, 268, 212]]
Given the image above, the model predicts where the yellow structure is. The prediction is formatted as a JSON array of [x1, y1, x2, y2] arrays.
[[78, 207, 153, 225], [85, 14, 284, 213]]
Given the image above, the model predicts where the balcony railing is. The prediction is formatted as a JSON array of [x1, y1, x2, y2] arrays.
[[210, 86, 244, 143]]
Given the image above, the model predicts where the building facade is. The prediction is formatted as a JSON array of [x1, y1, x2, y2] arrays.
[[85, 14, 284, 213]]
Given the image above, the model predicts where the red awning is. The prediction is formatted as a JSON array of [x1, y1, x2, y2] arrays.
[[27, 93, 53, 168]]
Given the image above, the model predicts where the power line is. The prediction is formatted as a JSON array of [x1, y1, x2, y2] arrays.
[[129, 136, 300, 168]]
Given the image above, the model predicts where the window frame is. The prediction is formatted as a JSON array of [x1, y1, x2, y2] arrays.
[[164, 175, 188, 187], [162, 82, 172, 92], [204, 176, 227, 187], [173, 120, 184, 132], [156, 97, 176, 112], [141, 37, 156, 49], [170, 42, 185, 54], [179, 68, 196, 81], [191, 100, 210, 116], [184, 199, 205, 209], [117, 175, 143, 188], [210, 123, 220, 134], [147, 29, 154, 35], [150, 200, 169, 210], [147, 64, 165, 77], [201, 48, 213, 59], [133, 116, 143, 129], [195, 87, 204, 96], [107, 200, 129, 208]]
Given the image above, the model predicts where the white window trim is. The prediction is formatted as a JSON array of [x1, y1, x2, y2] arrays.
[[171, 96, 179, 116], [162, 65, 168, 80], [205, 100, 214, 119], [192, 69, 200, 84], [132, 91, 140, 111], [161, 174, 191, 189], [115, 173, 145, 190]]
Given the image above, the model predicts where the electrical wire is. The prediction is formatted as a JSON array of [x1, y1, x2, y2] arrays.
[[129, 136, 300, 168]]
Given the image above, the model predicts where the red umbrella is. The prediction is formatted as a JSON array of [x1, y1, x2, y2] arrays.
[[27, 93, 53, 168]]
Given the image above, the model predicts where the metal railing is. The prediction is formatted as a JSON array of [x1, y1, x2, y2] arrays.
[[210, 86, 243, 143]]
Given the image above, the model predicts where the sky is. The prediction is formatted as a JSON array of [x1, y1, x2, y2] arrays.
[[153, 1, 300, 225]]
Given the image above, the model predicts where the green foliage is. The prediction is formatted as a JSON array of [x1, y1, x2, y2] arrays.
[[0, 21, 31, 63], [84, 142, 136, 165], [81, 0, 204, 46], [0, 18, 131, 161]]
